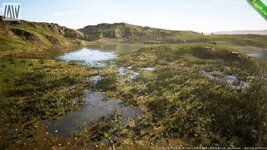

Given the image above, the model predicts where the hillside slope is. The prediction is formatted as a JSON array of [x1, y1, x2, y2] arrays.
[[80, 23, 205, 43], [0, 20, 88, 54], [208, 34, 267, 48]]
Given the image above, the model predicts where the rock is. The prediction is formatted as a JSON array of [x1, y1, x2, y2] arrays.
[[231, 51, 241, 58], [11, 28, 40, 41], [89, 75, 102, 85], [45, 35, 59, 44], [118, 67, 126, 76]]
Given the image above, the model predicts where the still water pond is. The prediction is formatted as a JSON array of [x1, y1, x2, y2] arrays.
[[53, 43, 146, 67], [58, 47, 117, 67]]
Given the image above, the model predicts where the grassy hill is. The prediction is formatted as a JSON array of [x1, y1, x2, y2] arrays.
[[80, 23, 267, 49], [0, 20, 88, 55], [79, 23, 206, 43]]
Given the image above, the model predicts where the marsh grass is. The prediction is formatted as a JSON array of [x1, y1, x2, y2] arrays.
[[0, 58, 94, 129], [0, 43, 266, 148], [94, 43, 267, 147]]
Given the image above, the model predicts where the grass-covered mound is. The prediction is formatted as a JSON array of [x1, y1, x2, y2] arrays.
[[91, 43, 267, 147], [0, 20, 88, 55]]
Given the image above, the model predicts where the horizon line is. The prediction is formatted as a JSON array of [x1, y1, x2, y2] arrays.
[[6, 18, 267, 34]]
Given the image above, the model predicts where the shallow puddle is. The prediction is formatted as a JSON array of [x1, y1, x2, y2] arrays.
[[246, 51, 267, 59], [142, 67, 155, 71], [201, 70, 250, 90], [47, 90, 143, 136]]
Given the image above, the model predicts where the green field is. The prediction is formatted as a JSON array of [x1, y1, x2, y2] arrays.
[[0, 20, 267, 149]]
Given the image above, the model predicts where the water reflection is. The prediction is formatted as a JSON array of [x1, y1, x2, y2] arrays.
[[247, 51, 267, 59], [87, 43, 146, 54], [58, 48, 117, 67], [47, 90, 143, 137]]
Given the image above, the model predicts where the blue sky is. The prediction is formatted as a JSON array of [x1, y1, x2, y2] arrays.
[[1, 0, 267, 32]]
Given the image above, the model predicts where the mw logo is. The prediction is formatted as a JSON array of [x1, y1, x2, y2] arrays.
[[2, 3, 21, 21]]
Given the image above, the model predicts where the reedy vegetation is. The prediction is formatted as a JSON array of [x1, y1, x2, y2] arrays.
[[0, 20, 267, 148]]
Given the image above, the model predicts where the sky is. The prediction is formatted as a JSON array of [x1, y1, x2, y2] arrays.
[[1, 0, 267, 33]]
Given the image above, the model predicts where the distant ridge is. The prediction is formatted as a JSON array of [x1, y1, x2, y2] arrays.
[[214, 30, 267, 35], [79, 22, 204, 43]]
